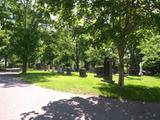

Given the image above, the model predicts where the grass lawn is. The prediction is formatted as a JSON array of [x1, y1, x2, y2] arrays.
[[19, 69, 160, 102]]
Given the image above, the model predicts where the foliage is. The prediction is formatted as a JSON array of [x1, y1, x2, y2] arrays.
[[9, 0, 42, 72], [55, 29, 75, 67], [139, 30, 160, 74], [37, 29, 58, 65], [85, 42, 118, 65], [0, 25, 9, 49]]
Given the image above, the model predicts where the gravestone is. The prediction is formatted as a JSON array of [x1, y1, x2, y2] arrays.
[[113, 66, 118, 74], [44, 64, 47, 71], [71, 64, 75, 71], [34, 63, 44, 70], [57, 67, 64, 74], [129, 67, 139, 75], [89, 65, 95, 73], [79, 68, 87, 77], [95, 66, 104, 77], [52, 67, 55, 73], [47, 65, 50, 72], [66, 68, 72, 76], [139, 62, 143, 76], [104, 57, 113, 82]]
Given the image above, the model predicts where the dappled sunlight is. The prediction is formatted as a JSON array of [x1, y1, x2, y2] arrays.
[[20, 96, 160, 120]]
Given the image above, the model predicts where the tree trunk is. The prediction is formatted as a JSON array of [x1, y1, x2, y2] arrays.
[[22, 58, 27, 73], [128, 44, 140, 75], [76, 55, 79, 71], [75, 38, 80, 71], [84, 61, 89, 71], [118, 46, 125, 87], [4, 54, 8, 68]]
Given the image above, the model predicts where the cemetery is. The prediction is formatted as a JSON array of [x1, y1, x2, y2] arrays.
[[0, 0, 160, 119], [20, 58, 160, 102]]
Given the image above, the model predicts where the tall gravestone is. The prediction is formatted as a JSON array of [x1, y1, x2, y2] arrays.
[[66, 68, 72, 76], [104, 57, 113, 83], [139, 62, 143, 76], [71, 64, 75, 71], [52, 66, 55, 73], [47, 65, 50, 72]]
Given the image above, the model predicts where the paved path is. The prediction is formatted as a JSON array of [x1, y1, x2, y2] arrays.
[[0, 72, 160, 120]]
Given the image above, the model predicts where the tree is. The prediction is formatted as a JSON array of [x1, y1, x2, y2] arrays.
[[55, 28, 75, 67], [0, 0, 14, 68], [88, 0, 150, 87], [39, 29, 60, 66], [126, 32, 143, 75], [44, 0, 150, 87], [137, 0, 160, 74], [72, 26, 90, 71], [11, 0, 41, 73]]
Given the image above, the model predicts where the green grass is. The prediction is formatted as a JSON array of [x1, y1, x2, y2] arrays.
[[19, 69, 160, 102]]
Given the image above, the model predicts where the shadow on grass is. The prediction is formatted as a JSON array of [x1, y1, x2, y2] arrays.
[[96, 83, 160, 102], [126, 75, 160, 81], [126, 76, 142, 81], [20, 96, 160, 120], [19, 72, 79, 84], [20, 73, 52, 83], [151, 75, 160, 80]]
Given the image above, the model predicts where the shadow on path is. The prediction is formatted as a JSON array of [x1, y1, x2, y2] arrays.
[[0, 73, 29, 88], [21, 96, 160, 120]]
